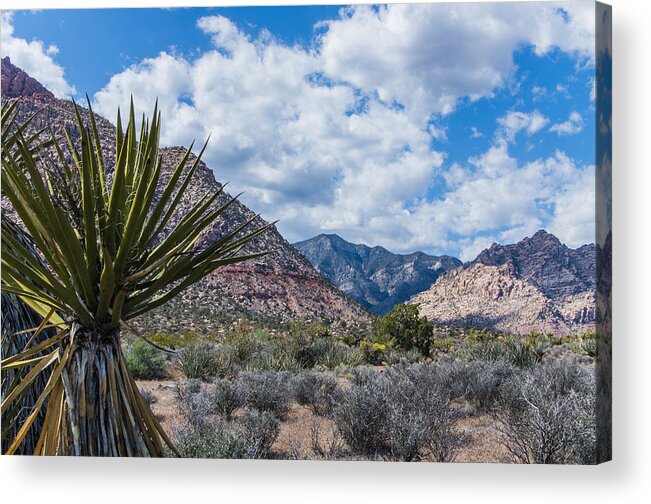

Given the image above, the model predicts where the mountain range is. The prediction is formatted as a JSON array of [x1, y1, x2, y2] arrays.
[[294, 234, 461, 314], [1, 58, 597, 336]]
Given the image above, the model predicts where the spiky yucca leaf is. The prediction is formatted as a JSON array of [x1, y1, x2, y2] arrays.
[[1, 99, 273, 455]]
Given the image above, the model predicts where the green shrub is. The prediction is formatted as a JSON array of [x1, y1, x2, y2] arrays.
[[178, 341, 218, 381], [359, 340, 388, 365], [375, 303, 434, 357], [149, 331, 200, 350], [224, 322, 270, 365], [431, 336, 456, 353], [124, 338, 167, 380]]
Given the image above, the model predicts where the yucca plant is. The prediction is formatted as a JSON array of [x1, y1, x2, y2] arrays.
[[1, 101, 57, 454], [1, 98, 273, 456]]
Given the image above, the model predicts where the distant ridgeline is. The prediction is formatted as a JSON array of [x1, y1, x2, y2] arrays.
[[296, 231, 596, 336]]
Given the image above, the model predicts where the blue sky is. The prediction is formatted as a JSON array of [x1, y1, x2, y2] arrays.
[[1, 2, 598, 260]]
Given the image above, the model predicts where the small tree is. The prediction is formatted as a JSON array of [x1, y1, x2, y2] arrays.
[[376, 303, 434, 357]]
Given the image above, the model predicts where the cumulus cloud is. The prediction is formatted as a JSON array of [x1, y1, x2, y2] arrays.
[[550, 111, 585, 135], [0, 12, 76, 98], [91, 3, 596, 259], [497, 110, 549, 142]]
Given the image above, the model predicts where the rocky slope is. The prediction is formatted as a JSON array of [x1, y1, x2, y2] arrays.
[[412, 231, 596, 335], [1, 58, 371, 334], [294, 233, 461, 314]]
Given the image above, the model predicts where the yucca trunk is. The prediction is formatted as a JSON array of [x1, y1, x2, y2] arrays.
[[1, 292, 54, 454], [55, 325, 169, 456]]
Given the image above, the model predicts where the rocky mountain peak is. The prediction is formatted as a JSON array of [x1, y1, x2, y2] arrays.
[[412, 231, 596, 335], [294, 234, 461, 314], [1, 57, 55, 101]]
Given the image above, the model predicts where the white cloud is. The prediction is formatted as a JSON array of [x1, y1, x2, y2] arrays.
[[90, 3, 596, 259], [470, 127, 483, 139], [550, 111, 584, 135], [497, 110, 549, 142], [317, 2, 595, 123], [0, 12, 75, 98]]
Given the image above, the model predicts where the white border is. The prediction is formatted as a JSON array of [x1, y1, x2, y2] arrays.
[[1, 1, 650, 502]]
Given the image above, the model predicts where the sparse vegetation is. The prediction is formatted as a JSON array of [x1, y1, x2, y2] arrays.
[[142, 321, 598, 463]]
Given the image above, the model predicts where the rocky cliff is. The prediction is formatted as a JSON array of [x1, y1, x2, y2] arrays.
[[412, 231, 596, 335]]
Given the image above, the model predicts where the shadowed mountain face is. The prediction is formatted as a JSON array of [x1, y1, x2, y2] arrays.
[[412, 231, 596, 335], [294, 234, 461, 314], [1, 59, 372, 334]]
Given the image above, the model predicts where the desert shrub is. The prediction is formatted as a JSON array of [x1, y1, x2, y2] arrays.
[[283, 321, 332, 368], [124, 338, 166, 380], [224, 322, 270, 365], [212, 378, 242, 420], [333, 373, 390, 457], [242, 346, 302, 374], [178, 341, 218, 380], [570, 331, 598, 358], [497, 358, 596, 464], [359, 340, 388, 365], [463, 335, 547, 368], [138, 388, 156, 405], [212, 344, 239, 379], [375, 303, 434, 357], [311, 338, 364, 369], [334, 364, 462, 461], [172, 420, 247, 459], [435, 358, 516, 411], [237, 371, 291, 419], [176, 379, 214, 428], [237, 408, 280, 459], [430, 336, 456, 353], [292, 372, 341, 416], [149, 331, 200, 350]]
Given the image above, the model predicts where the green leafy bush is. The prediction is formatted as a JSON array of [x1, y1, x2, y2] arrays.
[[124, 338, 167, 380], [375, 303, 434, 357]]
